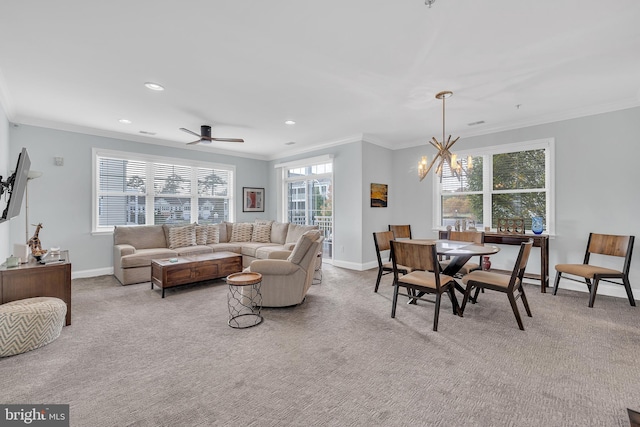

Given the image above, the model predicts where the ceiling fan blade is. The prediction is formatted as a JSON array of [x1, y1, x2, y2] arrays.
[[179, 127, 202, 138], [201, 136, 244, 143], [186, 139, 202, 145], [211, 138, 244, 143]]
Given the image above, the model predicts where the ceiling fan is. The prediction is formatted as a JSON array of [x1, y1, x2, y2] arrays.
[[180, 125, 244, 145]]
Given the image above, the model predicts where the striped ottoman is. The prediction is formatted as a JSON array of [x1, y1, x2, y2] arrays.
[[0, 297, 67, 357]]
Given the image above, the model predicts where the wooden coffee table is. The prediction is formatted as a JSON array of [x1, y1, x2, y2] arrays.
[[151, 252, 242, 298]]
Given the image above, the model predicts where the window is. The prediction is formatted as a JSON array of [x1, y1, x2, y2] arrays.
[[278, 155, 333, 259], [93, 149, 234, 232], [434, 138, 554, 234]]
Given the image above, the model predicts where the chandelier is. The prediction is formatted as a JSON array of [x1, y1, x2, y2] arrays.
[[418, 90, 472, 181]]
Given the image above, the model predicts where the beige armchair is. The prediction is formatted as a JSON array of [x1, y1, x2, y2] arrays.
[[244, 230, 324, 307]]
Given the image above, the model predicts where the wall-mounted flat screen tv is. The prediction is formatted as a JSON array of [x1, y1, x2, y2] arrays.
[[1, 147, 31, 223]]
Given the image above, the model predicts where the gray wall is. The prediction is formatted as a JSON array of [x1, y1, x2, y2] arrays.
[[391, 107, 640, 297], [5, 106, 640, 299], [362, 141, 394, 268], [0, 103, 9, 261], [8, 124, 269, 276]]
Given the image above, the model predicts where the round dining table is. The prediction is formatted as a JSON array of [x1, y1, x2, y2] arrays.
[[404, 239, 501, 315]]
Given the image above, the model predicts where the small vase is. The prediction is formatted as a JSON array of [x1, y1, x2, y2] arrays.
[[482, 256, 491, 271], [531, 216, 544, 235]]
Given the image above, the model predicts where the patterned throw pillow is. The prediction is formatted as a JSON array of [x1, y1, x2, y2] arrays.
[[230, 223, 253, 242], [206, 224, 220, 244], [168, 224, 196, 249], [252, 223, 272, 243], [195, 225, 208, 245]]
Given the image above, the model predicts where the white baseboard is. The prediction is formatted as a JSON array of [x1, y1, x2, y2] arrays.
[[332, 259, 370, 271], [72, 267, 113, 280]]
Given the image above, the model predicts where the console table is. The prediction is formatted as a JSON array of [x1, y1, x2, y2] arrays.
[[0, 250, 72, 325], [439, 231, 550, 293]]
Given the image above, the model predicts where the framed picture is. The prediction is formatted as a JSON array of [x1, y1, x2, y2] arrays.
[[243, 187, 265, 212], [370, 183, 388, 208]]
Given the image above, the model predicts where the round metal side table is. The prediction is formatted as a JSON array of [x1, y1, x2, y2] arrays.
[[226, 272, 263, 329]]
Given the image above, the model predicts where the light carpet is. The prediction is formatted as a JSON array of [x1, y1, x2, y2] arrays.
[[1, 265, 638, 426]]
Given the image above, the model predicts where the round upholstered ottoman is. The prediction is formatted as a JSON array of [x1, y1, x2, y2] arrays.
[[0, 297, 67, 357]]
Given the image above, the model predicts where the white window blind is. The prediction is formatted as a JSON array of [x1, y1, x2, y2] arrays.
[[93, 149, 234, 232]]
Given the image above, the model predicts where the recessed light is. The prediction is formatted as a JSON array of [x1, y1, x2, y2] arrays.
[[467, 120, 485, 126], [139, 130, 156, 135], [119, 119, 132, 124], [285, 141, 296, 145], [285, 120, 296, 125], [144, 82, 165, 91]]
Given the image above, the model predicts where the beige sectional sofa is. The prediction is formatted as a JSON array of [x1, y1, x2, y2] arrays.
[[113, 221, 318, 285]]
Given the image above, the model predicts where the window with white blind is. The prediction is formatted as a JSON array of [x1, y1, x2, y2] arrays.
[[434, 138, 554, 234], [93, 149, 235, 232]]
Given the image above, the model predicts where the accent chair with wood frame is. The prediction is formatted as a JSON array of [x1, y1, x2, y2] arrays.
[[390, 240, 457, 332], [553, 233, 635, 308], [460, 239, 534, 331], [373, 231, 412, 292]]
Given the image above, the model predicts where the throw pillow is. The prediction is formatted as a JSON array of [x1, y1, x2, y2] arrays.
[[195, 225, 208, 245], [168, 224, 196, 249], [230, 223, 253, 242], [251, 223, 272, 243], [206, 224, 220, 244], [288, 229, 321, 265]]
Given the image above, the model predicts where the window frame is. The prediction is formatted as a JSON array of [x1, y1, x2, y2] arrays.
[[92, 148, 235, 234], [432, 138, 555, 235]]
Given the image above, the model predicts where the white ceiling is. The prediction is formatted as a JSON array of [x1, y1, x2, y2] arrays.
[[1, 0, 639, 160]]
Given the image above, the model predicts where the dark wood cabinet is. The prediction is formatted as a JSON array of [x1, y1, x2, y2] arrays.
[[439, 231, 550, 292], [0, 251, 72, 325]]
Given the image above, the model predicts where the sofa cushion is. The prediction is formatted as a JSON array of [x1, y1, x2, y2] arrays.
[[270, 222, 289, 244], [206, 224, 220, 244], [216, 223, 229, 243], [255, 245, 289, 259], [175, 245, 213, 256], [195, 225, 208, 245], [286, 223, 319, 244], [209, 243, 242, 253], [230, 223, 253, 242], [121, 248, 178, 268], [114, 225, 167, 249], [168, 224, 196, 249], [251, 223, 272, 243], [240, 242, 280, 258], [288, 230, 322, 264]]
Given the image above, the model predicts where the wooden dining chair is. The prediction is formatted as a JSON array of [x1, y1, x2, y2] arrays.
[[373, 231, 412, 292], [553, 233, 635, 308], [390, 240, 457, 331], [460, 239, 534, 330], [388, 224, 412, 239], [440, 230, 485, 276]]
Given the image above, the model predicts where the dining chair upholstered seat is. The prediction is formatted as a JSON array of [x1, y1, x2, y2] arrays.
[[461, 239, 534, 330], [388, 224, 412, 239], [553, 233, 635, 308], [390, 240, 457, 331], [373, 231, 412, 292]]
